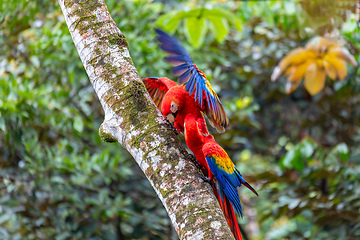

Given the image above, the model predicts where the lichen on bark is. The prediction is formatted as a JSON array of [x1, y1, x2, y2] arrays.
[[107, 33, 128, 48]]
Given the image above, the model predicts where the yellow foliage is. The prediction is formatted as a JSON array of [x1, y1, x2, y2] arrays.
[[271, 36, 358, 95]]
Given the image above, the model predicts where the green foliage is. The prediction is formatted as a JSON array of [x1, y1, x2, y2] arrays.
[[156, 8, 242, 47], [256, 140, 359, 239], [1, 0, 359, 239]]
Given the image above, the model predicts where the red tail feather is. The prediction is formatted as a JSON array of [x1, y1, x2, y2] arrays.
[[211, 182, 243, 240], [225, 197, 243, 240]]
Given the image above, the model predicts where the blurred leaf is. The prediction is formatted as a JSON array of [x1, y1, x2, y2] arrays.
[[184, 16, 207, 48], [208, 17, 229, 43], [300, 138, 315, 159], [73, 115, 84, 132], [157, 7, 242, 47], [348, 154, 360, 163], [156, 11, 181, 33], [0, 118, 6, 132], [207, 8, 242, 32], [331, 143, 349, 161]]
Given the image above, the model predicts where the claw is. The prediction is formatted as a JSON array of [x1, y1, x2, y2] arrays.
[[187, 153, 202, 170], [164, 118, 179, 135], [200, 175, 211, 183]]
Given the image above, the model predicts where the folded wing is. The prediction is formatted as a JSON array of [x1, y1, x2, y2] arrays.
[[204, 144, 258, 217]]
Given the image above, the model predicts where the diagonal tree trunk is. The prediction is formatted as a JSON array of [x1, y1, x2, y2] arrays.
[[58, 0, 235, 239]]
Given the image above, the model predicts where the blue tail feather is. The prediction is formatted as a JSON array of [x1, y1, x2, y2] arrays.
[[206, 156, 258, 218]]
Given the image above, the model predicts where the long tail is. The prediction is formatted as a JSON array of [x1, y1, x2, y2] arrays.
[[224, 195, 243, 240], [211, 182, 243, 240]]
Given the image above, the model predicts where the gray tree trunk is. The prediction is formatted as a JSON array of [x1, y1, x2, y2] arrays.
[[58, 0, 235, 239]]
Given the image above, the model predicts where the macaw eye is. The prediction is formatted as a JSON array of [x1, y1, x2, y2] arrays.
[[170, 101, 178, 113], [167, 114, 175, 122]]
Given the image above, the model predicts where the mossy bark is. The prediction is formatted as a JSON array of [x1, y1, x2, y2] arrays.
[[59, 0, 235, 239]]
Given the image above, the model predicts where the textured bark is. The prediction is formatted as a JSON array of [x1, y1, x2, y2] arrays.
[[58, 0, 235, 239]]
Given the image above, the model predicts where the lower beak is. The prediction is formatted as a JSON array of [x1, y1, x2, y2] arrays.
[[167, 114, 175, 122]]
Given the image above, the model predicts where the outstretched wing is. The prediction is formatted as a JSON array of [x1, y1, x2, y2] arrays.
[[142, 77, 177, 108], [155, 28, 229, 133]]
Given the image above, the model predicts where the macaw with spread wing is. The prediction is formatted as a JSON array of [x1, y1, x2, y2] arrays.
[[143, 77, 258, 240], [141, 29, 257, 240]]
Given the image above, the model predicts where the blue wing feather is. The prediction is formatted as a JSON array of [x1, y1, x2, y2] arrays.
[[186, 74, 196, 95], [178, 68, 192, 84], [197, 80, 202, 104], [222, 176, 243, 216], [172, 63, 189, 76], [155, 29, 192, 62], [164, 55, 188, 65], [155, 28, 229, 132], [159, 46, 184, 55], [194, 82, 199, 103], [185, 70, 196, 94]]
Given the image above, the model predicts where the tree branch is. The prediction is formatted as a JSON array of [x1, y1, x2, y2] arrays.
[[58, 0, 235, 239]]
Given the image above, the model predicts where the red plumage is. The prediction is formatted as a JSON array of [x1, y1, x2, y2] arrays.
[[142, 77, 244, 240], [183, 114, 244, 240]]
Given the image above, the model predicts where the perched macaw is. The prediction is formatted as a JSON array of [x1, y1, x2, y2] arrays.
[[142, 29, 257, 240], [184, 114, 258, 217], [154, 28, 229, 133], [143, 77, 210, 171], [171, 105, 258, 217], [143, 77, 258, 240]]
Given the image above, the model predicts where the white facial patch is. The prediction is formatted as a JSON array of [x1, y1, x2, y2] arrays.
[[170, 101, 178, 113], [167, 114, 175, 122]]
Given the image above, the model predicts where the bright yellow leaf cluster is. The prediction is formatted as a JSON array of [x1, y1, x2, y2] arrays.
[[271, 37, 358, 95]]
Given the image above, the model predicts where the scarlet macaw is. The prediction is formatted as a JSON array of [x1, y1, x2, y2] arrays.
[[183, 115, 258, 240], [183, 114, 258, 216], [142, 29, 257, 240], [143, 77, 258, 240]]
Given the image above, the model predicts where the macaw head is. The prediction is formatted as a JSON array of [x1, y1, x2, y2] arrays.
[[162, 86, 186, 122]]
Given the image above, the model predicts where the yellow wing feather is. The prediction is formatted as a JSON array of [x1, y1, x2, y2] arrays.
[[212, 155, 235, 174]]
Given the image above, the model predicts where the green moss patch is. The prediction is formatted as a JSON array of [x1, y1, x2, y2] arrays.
[[107, 33, 128, 48]]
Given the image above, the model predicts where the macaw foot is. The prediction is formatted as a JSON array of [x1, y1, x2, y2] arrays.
[[187, 153, 202, 170], [200, 175, 211, 183], [164, 118, 179, 135]]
